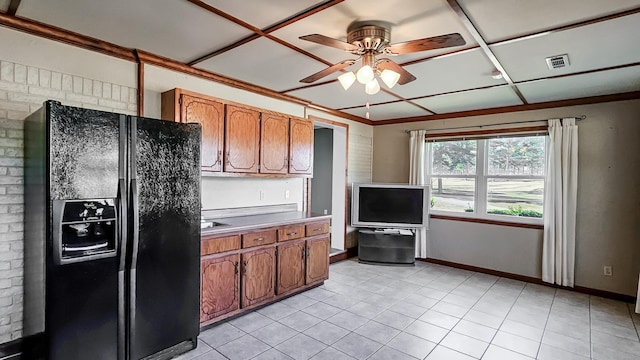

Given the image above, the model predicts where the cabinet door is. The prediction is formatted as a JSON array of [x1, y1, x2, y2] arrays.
[[289, 117, 314, 174], [276, 240, 305, 295], [182, 94, 224, 172], [241, 247, 276, 307], [306, 236, 329, 284], [260, 114, 289, 174], [201, 253, 240, 322], [225, 105, 260, 173]]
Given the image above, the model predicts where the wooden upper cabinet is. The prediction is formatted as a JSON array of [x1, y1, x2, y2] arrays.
[[241, 247, 276, 308], [289, 117, 314, 175], [161, 89, 224, 172], [306, 236, 329, 284], [182, 95, 224, 172], [260, 114, 289, 174], [225, 105, 260, 173], [201, 253, 240, 322]]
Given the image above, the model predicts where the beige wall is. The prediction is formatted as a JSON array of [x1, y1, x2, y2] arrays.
[[373, 99, 640, 296]]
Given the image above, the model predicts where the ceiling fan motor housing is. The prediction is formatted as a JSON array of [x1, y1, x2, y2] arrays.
[[347, 24, 391, 53]]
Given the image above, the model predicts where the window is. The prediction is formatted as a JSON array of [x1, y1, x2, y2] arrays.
[[429, 135, 545, 222]]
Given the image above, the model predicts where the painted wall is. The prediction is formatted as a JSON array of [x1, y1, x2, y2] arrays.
[[307, 111, 374, 248], [311, 128, 333, 215], [372, 100, 640, 296]]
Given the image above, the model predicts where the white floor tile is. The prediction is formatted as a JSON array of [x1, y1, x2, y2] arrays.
[[181, 260, 639, 360]]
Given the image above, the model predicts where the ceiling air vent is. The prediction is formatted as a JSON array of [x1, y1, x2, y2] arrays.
[[545, 54, 570, 69]]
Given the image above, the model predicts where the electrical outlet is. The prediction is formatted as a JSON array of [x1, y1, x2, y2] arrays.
[[259, 190, 264, 200], [285, 190, 290, 199], [603, 266, 612, 276]]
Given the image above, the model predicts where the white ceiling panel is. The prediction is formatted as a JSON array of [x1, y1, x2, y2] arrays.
[[493, 13, 640, 82], [414, 86, 523, 113], [201, 0, 324, 29], [271, 0, 476, 66], [343, 101, 432, 121], [458, 0, 640, 43], [0, 0, 10, 12], [197, 37, 327, 92], [16, 0, 254, 62], [518, 67, 640, 104], [391, 49, 506, 99], [288, 81, 399, 110]]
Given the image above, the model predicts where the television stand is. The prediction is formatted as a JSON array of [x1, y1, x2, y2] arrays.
[[357, 228, 415, 266]]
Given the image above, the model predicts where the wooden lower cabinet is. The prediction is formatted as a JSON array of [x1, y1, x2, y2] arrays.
[[200, 253, 240, 322], [306, 236, 330, 284], [276, 240, 305, 295], [200, 219, 330, 326], [241, 247, 276, 307]]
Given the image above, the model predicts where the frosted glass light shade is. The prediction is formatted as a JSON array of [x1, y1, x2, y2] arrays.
[[337, 72, 356, 90], [356, 65, 374, 84], [365, 78, 380, 95], [380, 69, 400, 88]]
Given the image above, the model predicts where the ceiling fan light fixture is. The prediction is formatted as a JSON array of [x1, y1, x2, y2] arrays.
[[356, 65, 375, 84], [365, 78, 381, 95], [380, 69, 400, 88], [338, 71, 356, 90]]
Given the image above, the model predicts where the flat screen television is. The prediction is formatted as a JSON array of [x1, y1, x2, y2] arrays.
[[351, 183, 430, 229]]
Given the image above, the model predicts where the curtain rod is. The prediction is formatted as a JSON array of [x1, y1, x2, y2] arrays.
[[404, 115, 586, 134]]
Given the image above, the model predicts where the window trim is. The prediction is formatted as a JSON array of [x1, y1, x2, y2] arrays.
[[428, 136, 545, 225]]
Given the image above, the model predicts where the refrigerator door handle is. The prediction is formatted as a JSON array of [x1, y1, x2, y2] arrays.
[[130, 179, 140, 269], [118, 179, 127, 272]]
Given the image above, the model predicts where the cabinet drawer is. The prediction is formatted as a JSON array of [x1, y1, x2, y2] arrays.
[[278, 225, 305, 242], [306, 221, 330, 237], [201, 234, 240, 256], [242, 230, 276, 248]]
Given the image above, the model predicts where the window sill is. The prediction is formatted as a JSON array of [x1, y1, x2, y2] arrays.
[[430, 214, 544, 230]]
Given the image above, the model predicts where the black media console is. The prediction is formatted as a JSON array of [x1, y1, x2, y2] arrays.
[[357, 229, 416, 266]]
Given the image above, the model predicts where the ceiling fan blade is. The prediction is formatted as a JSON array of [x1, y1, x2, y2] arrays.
[[387, 33, 466, 54], [376, 59, 416, 85], [300, 60, 356, 83], [299, 34, 359, 52]]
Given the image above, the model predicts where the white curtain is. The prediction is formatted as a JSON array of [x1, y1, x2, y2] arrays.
[[542, 118, 578, 287], [409, 130, 430, 258]]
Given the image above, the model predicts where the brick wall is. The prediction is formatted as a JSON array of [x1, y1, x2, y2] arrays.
[[0, 59, 137, 343]]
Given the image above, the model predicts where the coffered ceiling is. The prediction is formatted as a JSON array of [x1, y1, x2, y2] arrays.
[[2, 0, 640, 122]]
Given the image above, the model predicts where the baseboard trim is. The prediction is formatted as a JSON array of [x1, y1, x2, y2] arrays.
[[421, 258, 637, 304], [330, 247, 357, 264], [0, 338, 21, 360]]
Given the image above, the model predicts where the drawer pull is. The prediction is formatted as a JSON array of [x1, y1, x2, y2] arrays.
[[254, 237, 265, 241], [313, 227, 323, 232], [286, 232, 297, 236], [234, 262, 239, 274]]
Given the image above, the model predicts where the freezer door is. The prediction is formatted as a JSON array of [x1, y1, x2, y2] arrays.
[[49, 101, 122, 200], [128, 117, 201, 360], [45, 102, 125, 360]]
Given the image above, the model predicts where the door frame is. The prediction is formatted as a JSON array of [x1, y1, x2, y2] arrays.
[[308, 116, 348, 252]]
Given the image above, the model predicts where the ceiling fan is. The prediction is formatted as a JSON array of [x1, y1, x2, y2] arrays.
[[299, 21, 466, 94]]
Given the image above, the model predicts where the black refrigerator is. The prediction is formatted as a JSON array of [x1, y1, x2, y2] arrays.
[[23, 101, 201, 360]]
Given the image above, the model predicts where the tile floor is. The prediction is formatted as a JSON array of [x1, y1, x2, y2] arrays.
[[176, 259, 640, 360]]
